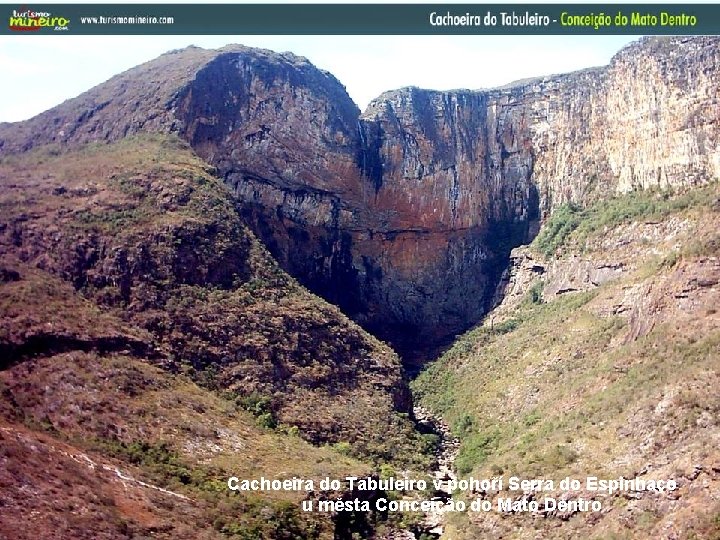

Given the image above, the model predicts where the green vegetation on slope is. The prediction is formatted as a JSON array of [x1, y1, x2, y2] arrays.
[[1, 350, 362, 539], [413, 182, 720, 539], [414, 290, 602, 476], [0, 135, 438, 538], [0, 135, 434, 469], [533, 183, 719, 257]]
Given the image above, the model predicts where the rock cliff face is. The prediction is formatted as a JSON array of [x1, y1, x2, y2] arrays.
[[527, 36, 720, 211], [2, 37, 718, 364]]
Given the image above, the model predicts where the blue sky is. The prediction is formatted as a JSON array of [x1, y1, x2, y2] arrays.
[[8, 0, 692, 122], [0, 34, 639, 122], [5, 0, 707, 122]]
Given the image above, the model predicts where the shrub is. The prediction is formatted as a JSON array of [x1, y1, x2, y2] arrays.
[[533, 203, 582, 257], [236, 393, 278, 429], [332, 441, 353, 455], [526, 281, 544, 305], [454, 429, 500, 475], [379, 463, 396, 480], [454, 414, 475, 436]]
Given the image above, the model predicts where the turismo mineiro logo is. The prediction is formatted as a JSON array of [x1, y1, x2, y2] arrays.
[[8, 6, 70, 31]]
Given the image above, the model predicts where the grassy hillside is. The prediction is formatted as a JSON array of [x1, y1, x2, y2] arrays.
[[0, 135, 434, 538], [413, 183, 720, 539]]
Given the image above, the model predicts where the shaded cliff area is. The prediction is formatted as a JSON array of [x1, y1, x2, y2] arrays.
[[1, 38, 718, 368]]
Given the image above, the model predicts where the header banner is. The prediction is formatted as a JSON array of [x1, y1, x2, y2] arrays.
[[2, 4, 718, 35]]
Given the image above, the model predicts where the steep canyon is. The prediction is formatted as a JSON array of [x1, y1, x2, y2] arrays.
[[2, 36, 718, 365], [1, 34, 719, 540]]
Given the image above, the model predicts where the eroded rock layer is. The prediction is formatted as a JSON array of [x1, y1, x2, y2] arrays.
[[1, 37, 718, 363]]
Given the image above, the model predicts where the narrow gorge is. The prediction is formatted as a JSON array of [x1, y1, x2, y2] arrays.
[[1, 35, 719, 540], [2, 37, 717, 367]]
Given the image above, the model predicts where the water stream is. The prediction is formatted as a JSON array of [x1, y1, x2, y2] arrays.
[[383, 406, 459, 539], [414, 406, 460, 538], [375, 406, 460, 540]]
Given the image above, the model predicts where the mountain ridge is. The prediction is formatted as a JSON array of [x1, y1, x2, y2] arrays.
[[1, 35, 719, 540], [3, 38, 719, 367], [2, 37, 718, 365]]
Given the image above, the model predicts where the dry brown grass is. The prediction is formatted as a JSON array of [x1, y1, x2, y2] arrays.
[[415, 186, 720, 539], [0, 135, 433, 538]]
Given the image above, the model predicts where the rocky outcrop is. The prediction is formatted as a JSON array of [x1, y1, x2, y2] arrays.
[[2, 37, 718, 364], [488, 246, 546, 322], [529, 36, 720, 211]]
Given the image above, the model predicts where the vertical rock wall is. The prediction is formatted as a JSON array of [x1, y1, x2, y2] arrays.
[[173, 37, 719, 364], [2, 37, 717, 364]]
